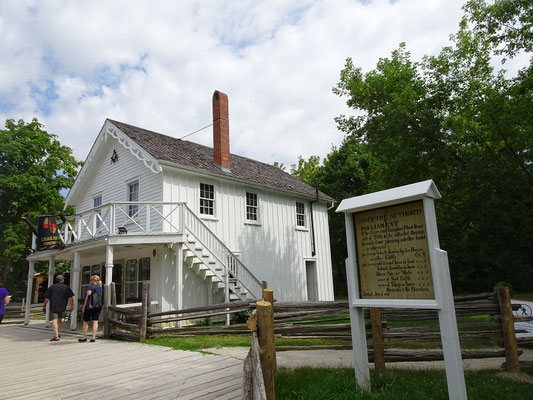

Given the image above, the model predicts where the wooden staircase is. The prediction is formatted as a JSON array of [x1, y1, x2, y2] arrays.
[[183, 235, 247, 301], [181, 205, 263, 302]]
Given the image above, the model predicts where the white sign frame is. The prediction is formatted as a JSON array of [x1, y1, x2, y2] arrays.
[[337, 180, 467, 400]]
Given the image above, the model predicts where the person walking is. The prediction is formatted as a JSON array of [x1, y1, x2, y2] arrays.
[[79, 275, 103, 343], [0, 286, 11, 324], [42, 275, 74, 341]]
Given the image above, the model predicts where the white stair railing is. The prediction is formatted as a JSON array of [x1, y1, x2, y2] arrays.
[[182, 205, 263, 300]]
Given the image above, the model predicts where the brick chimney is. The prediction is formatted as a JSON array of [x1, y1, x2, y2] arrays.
[[212, 90, 230, 171]]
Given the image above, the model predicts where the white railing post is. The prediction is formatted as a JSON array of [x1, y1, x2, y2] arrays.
[[146, 204, 151, 232], [91, 211, 96, 237], [64, 221, 70, 245], [76, 217, 82, 242], [110, 204, 115, 235], [180, 203, 185, 233], [224, 263, 230, 325]]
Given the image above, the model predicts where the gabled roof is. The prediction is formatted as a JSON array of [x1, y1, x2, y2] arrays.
[[107, 119, 334, 202]]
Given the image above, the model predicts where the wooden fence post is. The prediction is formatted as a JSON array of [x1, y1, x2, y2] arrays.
[[497, 286, 520, 372], [111, 282, 117, 307], [103, 283, 110, 337], [263, 288, 277, 371], [257, 299, 275, 400], [140, 281, 150, 341], [370, 308, 386, 373], [106, 282, 117, 337]]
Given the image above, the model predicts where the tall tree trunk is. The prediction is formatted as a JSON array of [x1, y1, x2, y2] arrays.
[[1, 256, 12, 286]]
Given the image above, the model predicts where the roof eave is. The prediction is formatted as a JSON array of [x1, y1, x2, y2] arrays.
[[158, 160, 334, 203]]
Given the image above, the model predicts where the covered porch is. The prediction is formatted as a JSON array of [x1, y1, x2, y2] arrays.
[[25, 238, 188, 330], [24, 201, 190, 330], [24, 201, 262, 330]]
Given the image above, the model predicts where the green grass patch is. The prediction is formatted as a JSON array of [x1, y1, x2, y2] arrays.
[[144, 333, 497, 352], [513, 292, 533, 300], [275, 367, 533, 399], [144, 335, 351, 351], [387, 314, 493, 329], [144, 335, 251, 351], [383, 337, 497, 350]]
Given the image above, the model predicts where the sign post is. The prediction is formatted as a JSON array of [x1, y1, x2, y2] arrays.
[[337, 180, 467, 400]]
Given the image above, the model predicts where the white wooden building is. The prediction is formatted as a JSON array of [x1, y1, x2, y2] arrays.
[[24, 91, 335, 329]]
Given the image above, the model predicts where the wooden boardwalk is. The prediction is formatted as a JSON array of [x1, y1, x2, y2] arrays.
[[0, 325, 243, 400]]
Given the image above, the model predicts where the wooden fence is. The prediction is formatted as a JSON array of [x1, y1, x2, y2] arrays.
[[106, 284, 529, 370], [2, 303, 44, 324]]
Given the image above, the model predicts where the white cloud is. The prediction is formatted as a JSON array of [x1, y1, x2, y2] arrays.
[[1, 0, 498, 169]]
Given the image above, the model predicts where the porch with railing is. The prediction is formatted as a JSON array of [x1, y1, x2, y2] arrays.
[[59, 202, 184, 244], [54, 202, 263, 300]]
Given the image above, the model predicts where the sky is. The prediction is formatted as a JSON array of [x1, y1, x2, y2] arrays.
[[1, 0, 475, 169]]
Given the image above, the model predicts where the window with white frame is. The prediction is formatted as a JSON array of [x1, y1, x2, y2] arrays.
[[81, 264, 104, 296], [93, 195, 102, 229], [246, 192, 258, 221], [296, 202, 306, 227], [200, 183, 215, 215], [124, 257, 150, 303], [128, 181, 139, 217]]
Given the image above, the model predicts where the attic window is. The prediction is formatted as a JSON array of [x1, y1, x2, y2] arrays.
[[200, 183, 215, 216]]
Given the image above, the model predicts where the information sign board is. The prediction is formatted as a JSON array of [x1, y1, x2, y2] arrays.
[[337, 180, 467, 400], [354, 200, 434, 300]]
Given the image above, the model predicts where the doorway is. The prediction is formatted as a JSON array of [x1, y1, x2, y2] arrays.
[[305, 260, 319, 301]]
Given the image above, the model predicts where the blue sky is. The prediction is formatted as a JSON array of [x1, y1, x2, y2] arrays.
[[2, 0, 513, 168]]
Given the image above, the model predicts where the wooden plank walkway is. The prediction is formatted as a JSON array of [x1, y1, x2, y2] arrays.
[[0, 325, 243, 400]]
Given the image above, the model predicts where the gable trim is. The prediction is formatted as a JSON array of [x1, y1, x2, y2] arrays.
[[106, 125, 162, 174], [65, 120, 162, 207]]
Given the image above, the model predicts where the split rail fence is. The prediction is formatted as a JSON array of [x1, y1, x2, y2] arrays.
[[105, 285, 530, 369], [2, 303, 43, 325]]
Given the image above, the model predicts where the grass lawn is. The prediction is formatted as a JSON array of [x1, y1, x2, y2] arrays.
[[513, 292, 533, 300], [275, 367, 533, 400], [144, 335, 350, 351], [144, 334, 498, 352]]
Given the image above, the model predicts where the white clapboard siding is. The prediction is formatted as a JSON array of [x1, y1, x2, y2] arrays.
[[313, 202, 335, 300], [74, 135, 163, 214], [71, 133, 334, 305], [163, 167, 334, 302]]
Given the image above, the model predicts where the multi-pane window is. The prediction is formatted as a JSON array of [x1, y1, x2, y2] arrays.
[[200, 183, 215, 215], [93, 195, 102, 229], [246, 192, 258, 221], [296, 202, 306, 227], [81, 264, 105, 296], [124, 257, 151, 303], [128, 181, 139, 217]]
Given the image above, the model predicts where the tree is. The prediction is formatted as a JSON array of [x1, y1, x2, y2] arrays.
[[331, 1, 532, 292], [464, 0, 532, 57], [0, 119, 80, 297], [292, 139, 375, 295], [272, 161, 287, 171], [291, 155, 322, 184]]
